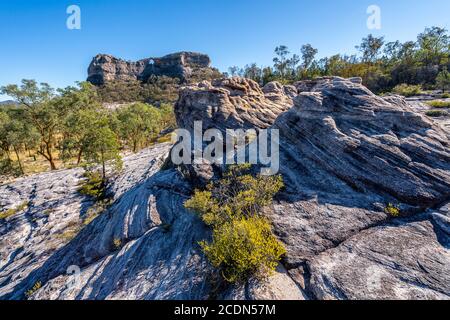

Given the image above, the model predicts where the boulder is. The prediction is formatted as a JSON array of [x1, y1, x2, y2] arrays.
[[175, 77, 293, 133]]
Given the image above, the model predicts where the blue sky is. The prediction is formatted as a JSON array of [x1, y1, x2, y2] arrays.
[[1, 0, 450, 100]]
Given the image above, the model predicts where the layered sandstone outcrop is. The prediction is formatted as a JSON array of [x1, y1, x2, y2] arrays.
[[1, 76, 449, 300], [87, 52, 219, 85]]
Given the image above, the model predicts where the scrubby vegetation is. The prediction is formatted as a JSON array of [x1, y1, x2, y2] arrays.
[[385, 203, 401, 217], [96, 76, 180, 105], [230, 26, 450, 94], [95, 69, 221, 105], [0, 80, 175, 179], [185, 164, 286, 283], [0, 201, 29, 220], [426, 110, 448, 117], [25, 281, 42, 299], [392, 84, 423, 97], [427, 100, 450, 108], [78, 171, 107, 199]]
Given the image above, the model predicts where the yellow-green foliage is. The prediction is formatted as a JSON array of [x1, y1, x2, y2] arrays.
[[200, 216, 286, 283], [427, 100, 450, 108], [185, 164, 284, 227], [385, 203, 400, 217], [0, 201, 28, 220], [113, 238, 122, 250], [392, 84, 423, 97], [25, 281, 42, 299], [185, 164, 285, 283]]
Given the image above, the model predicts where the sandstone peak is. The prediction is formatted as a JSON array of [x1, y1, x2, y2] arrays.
[[87, 51, 217, 85]]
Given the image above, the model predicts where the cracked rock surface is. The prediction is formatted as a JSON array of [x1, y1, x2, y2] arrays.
[[1, 77, 449, 300]]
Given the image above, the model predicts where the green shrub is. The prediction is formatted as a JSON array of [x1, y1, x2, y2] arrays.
[[0, 159, 21, 177], [200, 216, 286, 283], [392, 84, 423, 97], [441, 93, 450, 99], [425, 110, 448, 117], [427, 100, 450, 108], [185, 164, 286, 283], [78, 171, 106, 199]]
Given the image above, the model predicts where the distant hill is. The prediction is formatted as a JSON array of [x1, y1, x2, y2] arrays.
[[0, 100, 18, 106]]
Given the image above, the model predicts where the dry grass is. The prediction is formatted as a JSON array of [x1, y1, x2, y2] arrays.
[[427, 100, 450, 108], [0, 201, 29, 220]]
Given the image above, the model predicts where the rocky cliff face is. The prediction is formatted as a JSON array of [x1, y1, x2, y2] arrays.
[[0, 77, 449, 300], [87, 52, 218, 85]]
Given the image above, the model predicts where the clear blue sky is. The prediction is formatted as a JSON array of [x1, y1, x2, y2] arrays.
[[1, 0, 449, 100]]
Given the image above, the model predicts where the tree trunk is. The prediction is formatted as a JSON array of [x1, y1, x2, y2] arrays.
[[46, 142, 57, 170], [101, 149, 106, 181], [13, 146, 25, 175], [38, 142, 57, 170], [77, 148, 83, 165]]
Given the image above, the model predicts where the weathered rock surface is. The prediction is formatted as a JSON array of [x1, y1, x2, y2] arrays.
[[0, 143, 303, 300], [271, 77, 450, 299], [175, 77, 294, 133], [1, 76, 449, 300], [87, 52, 219, 85], [174, 76, 450, 299], [0, 145, 212, 299], [308, 214, 450, 300]]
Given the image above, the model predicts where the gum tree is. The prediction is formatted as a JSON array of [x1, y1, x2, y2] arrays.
[[1, 80, 59, 169]]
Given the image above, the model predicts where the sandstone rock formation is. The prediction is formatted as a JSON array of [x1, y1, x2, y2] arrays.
[[1, 76, 449, 300], [0, 144, 301, 300], [175, 77, 295, 133], [175, 76, 450, 299], [87, 52, 219, 85]]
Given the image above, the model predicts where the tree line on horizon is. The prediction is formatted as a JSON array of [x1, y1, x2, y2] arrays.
[[227, 26, 450, 94]]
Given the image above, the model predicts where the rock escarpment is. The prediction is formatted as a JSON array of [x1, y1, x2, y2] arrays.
[[1, 76, 449, 300], [87, 52, 219, 85], [174, 76, 450, 299]]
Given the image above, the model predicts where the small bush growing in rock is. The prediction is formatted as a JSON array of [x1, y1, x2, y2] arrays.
[[113, 238, 122, 250], [200, 216, 286, 283], [185, 164, 286, 283], [385, 203, 400, 217], [392, 84, 423, 97], [78, 171, 106, 199], [25, 281, 42, 299]]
